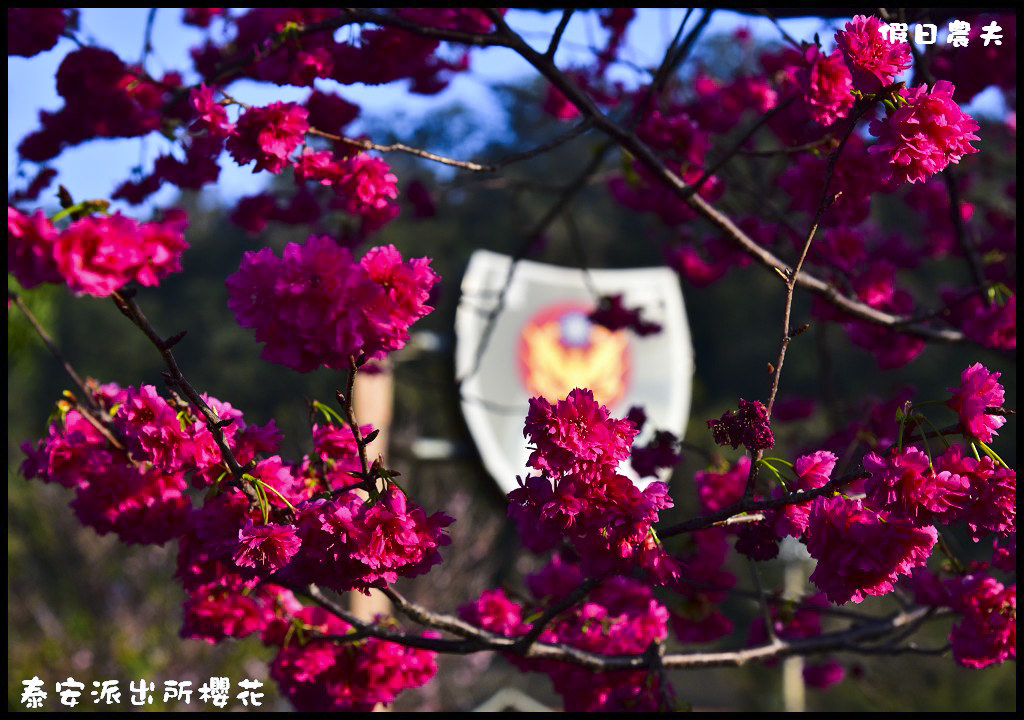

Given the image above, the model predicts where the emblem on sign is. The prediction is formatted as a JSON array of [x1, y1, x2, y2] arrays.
[[455, 250, 693, 495], [518, 303, 631, 409]]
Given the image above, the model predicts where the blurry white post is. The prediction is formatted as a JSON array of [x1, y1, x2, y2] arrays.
[[350, 363, 395, 712], [349, 363, 394, 622], [781, 537, 810, 712]]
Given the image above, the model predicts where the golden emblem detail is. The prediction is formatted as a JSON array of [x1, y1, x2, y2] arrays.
[[519, 306, 630, 409]]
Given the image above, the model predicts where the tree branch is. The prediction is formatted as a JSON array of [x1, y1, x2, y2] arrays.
[[110, 290, 252, 485], [488, 22, 976, 346], [659, 471, 865, 538]]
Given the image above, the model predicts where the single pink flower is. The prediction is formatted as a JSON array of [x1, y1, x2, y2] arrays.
[[695, 456, 749, 514], [835, 15, 912, 93], [949, 574, 1016, 669], [800, 46, 854, 126], [227, 101, 309, 173], [233, 521, 302, 574], [805, 495, 936, 604], [869, 81, 980, 186], [946, 363, 1006, 443], [190, 84, 233, 137], [8, 206, 61, 288]]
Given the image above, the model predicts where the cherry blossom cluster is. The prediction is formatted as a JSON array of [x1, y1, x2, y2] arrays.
[[11, 9, 502, 237], [946, 362, 1007, 443], [461, 555, 675, 711], [21, 379, 448, 709], [8, 207, 188, 297], [868, 80, 980, 186], [668, 526, 737, 643], [20, 383, 276, 544], [182, 583, 441, 710], [18, 46, 187, 167], [587, 293, 662, 336], [833, 14, 913, 93], [707, 398, 775, 452], [268, 606, 440, 711], [569, 13, 1006, 371], [911, 568, 1016, 669], [690, 363, 1014, 650], [226, 237, 438, 372], [700, 367, 1012, 614], [507, 389, 677, 582]]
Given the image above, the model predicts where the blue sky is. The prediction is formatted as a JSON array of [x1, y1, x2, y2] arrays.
[[9, 9, 1001, 212]]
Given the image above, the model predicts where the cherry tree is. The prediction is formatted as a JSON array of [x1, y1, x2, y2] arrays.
[[8, 8, 1015, 711]]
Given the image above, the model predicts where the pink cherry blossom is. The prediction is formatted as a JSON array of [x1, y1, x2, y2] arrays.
[[8, 206, 61, 288], [233, 521, 302, 574], [946, 363, 1006, 443], [52, 210, 188, 297], [226, 237, 438, 372], [948, 574, 1016, 668], [835, 15, 912, 93], [869, 81, 980, 186], [805, 495, 936, 604], [799, 46, 854, 126], [707, 399, 774, 451], [863, 446, 969, 524], [695, 456, 749, 514], [227, 101, 309, 173]]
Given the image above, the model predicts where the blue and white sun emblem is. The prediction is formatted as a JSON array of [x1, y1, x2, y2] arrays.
[[559, 311, 592, 348]]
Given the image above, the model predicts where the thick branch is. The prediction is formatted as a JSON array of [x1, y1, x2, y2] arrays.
[[311, 580, 940, 673]]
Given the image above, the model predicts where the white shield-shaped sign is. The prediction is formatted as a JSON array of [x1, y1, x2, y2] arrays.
[[455, 250, 693, 495]]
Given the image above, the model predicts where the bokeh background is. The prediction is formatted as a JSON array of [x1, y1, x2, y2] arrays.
[[9, 8, 1016, 711]]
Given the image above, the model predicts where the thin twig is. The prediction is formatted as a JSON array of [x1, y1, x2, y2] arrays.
[[749, 559, 781, 644], [737, 137, 834, 156], [323, 131, 495, 173], [336, 356, 373, 489], [688, 95, 798, 196], [140, 8, 158, 66], [513, 575, 603, 654], [642, 8, 695, 111], [766, 98, 871, 422], [459, 140, 615, 383], [942, 169, 989, 302], [491, 118, 594, 168], [110, 290, 252, 485], [660, 605, 936, 669], [645, 640, 674, 709], [291, 582, 943, 672], [545, 9, 574, 59], [381, 586, 508, 641], [563, 211, 600, 299], [486, 22, 974, 345], [10, 290, 93, 408], [649, 9, 713, 109], [757, 8, 802, 49], [659, 471, 865, 538], [304, 584, 370, 628]]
